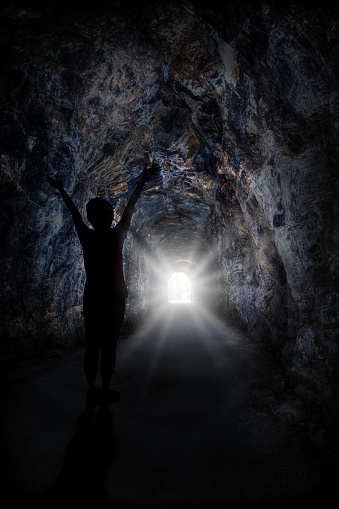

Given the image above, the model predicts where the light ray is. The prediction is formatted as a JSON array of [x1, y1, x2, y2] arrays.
[[122, 231, 231, 378]]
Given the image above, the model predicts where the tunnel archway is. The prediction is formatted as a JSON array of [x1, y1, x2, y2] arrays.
[[0, 0, 338, 426], [168, 271, 193, 303]]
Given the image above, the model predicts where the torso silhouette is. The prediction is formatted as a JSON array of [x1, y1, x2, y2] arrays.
[[78, 224, 128, 299]]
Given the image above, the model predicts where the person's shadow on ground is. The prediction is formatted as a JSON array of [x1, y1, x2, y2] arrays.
[[36, 405, 117, 509]]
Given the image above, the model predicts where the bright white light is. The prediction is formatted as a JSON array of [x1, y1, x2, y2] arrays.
[[168, 271, 192, 303]]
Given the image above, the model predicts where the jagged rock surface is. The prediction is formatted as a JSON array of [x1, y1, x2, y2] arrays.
[[0, 0, 338, 424]]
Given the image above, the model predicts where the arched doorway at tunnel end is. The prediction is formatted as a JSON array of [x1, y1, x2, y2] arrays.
[[168, 271, 194, 303], [125, 250, 220, 326]]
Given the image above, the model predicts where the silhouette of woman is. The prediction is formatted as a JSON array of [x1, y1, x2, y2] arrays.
[[47, 162, 161, 404]]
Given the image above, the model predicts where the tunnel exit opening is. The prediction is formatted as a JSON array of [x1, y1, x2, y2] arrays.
[[168, 271, 193, 303]]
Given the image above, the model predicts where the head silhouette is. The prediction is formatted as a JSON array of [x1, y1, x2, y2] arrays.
[[86, 198, 114, 230]]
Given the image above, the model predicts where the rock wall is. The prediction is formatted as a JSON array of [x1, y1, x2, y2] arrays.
[[0, 0, 338, 423], [208, 1, 339, 423]]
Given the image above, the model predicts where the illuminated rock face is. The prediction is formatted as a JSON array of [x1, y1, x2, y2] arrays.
[[0, 1, 338, 421]]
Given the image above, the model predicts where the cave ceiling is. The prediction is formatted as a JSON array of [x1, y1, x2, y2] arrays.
[[1, 0, 337, 265], [0, 0, 245, 246]]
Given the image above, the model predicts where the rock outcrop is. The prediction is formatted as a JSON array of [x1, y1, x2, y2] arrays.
[[0, 0, 338, 425]]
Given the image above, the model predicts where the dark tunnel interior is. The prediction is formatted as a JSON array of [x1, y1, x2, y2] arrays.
[[0, 0, 338, 507]]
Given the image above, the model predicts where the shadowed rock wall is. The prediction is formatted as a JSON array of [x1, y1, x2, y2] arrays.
[[0, 0, 338, 423]]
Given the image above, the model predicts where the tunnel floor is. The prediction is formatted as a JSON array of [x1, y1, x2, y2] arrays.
[[0, 303, 334, 509]]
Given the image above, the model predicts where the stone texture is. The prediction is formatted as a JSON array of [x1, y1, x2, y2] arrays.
[[274, 400, 307, 424], [0, 0, 338, 425]]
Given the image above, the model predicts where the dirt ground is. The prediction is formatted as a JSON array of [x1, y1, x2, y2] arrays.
[[1, 303, 337, 508]]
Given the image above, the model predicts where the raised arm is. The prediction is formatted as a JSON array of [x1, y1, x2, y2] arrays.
[[117, 162, 161, 232], [46, 175, 87, 238]]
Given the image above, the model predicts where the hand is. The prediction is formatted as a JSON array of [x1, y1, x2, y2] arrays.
[[46, 175, 64, 191], [142, 162, 161, 180]]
